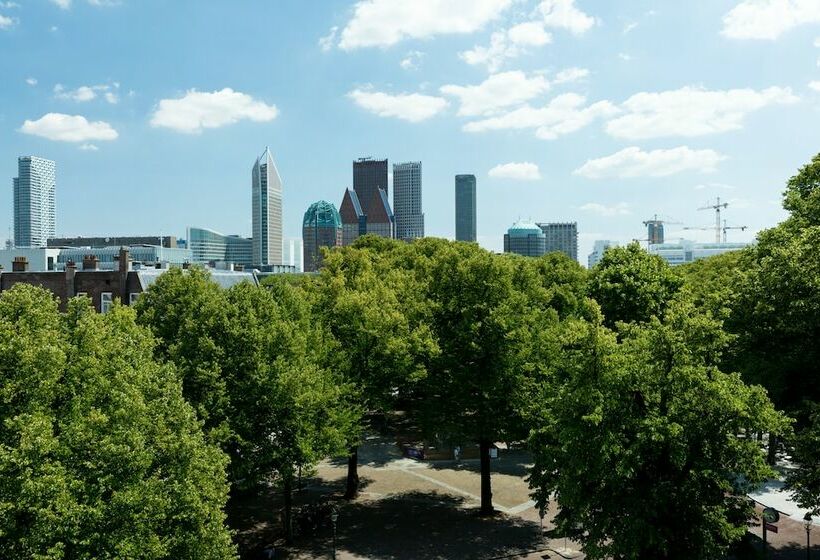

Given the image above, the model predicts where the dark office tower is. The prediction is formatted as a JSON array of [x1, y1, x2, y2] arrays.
[[302, 200, 342, 272], [353, 157, 389, 218], [393, 162, 424, 241], [340, 188, 367, 246], [455, 174, 477, 242], [646, 219, 664, 245], [537, 222, 578, 262], [364, 188, 394, 239]]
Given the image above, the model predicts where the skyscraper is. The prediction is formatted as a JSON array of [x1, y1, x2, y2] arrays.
[[393, 162, 424, 241], [252, 147, 283, 266], [537, 222, 578, 262], [455, 174, 476, 242], [340, 188, 367, 246], [353, 158, 389, 218], [504, 221, 546, 257], [13, 156, 56, 248], [302, 200, 342, 272]]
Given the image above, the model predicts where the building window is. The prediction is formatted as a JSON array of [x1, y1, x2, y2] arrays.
[[101, 292, 113, 314], [76, 292, 87, 298], [129, 293, 140, 305]]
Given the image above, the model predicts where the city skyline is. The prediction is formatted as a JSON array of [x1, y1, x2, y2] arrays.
[[2, 1, 819, 259]]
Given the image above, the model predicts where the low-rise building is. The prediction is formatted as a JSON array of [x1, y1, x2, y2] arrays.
[[648, 240, 751, 266], [48, 235, 178, 248]]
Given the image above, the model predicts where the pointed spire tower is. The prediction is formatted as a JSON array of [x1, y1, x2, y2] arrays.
[[252, 147, 283, 266]]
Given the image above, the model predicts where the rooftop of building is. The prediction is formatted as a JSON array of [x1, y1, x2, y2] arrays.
[[303, 200, 342, 229], [507, 221, 545, 238]]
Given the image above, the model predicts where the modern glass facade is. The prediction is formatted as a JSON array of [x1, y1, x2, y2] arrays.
[[252, 148, 283, 266], [57, 246, 192, 269], [538, 222, 578, 262], [340, 188, 367, 247], [13, 156, 56, 248], [504, 221, 546, 257], [455, 174, 477, 242], [302, 201, 342, 272], [353, 158, 388, 219], [188, 227, 253, 268], [393, 162, 424, 241]]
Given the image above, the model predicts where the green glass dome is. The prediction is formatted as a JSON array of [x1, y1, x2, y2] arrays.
[[507, 220, 544, 238], [303, 200, 342, 229]]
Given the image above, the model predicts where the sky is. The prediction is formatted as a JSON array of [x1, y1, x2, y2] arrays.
[[1, 0, 819, 262]]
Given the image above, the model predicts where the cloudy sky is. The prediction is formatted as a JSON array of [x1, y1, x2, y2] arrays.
[[1, 0, 819, 260]]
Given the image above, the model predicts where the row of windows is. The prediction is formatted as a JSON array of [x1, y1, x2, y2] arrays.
[[75, 292, 140, 313]]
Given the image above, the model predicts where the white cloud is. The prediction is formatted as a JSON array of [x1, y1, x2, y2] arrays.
[[54, 82, 120, 104], [79, 143, 99, 151], [580, 202, 631, 216], [606, 86, 798, 140], [0, 13, 16, 28], [339, 0, 512, 50], [440, 71, 550, 117], [574, 146, 726, 179], [537, 0, 595, 34], [694, 182, 736, 191], [810, 81, 820, 92], [0, 2, 21, 7], [50, 0, 119, 8], [553, 67, 589, 84], [488, 162, 541, 181], [460, 24, 552, 71], [618, 52, 633, 61], [623, 22, 638, 34], [463, 92, 618, 140], [150, 88, 279, 134], [51, 0, 70, 8], [400, 50, 424, 70], [20, 113, 118, 143], [815, 36, 820, 47], [25, 77, 37, 86], [722, 0, 820, 40], [347, 88, 448, 122], [319, 26, 338, 52]]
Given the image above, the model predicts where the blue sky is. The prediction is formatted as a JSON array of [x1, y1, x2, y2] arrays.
[[1, 0, 819, 261]]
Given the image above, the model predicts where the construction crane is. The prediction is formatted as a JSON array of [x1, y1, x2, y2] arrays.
[[641, 214, 683, 245], [698, 197, 729, 243], [684, 220, 748, 243]]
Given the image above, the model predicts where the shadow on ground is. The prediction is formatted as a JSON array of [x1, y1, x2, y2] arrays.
[[286, 491, 542, 560]]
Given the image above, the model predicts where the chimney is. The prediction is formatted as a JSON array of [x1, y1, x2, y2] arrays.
[[82, 254, 99, 271], [65, 260, 76, 298], [117, 247, 130, 273], [12, 256, 29, 272]]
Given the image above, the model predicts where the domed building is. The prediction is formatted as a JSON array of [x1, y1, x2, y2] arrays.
[[302, 200, 343, 272], [503, 220, 547, 257]]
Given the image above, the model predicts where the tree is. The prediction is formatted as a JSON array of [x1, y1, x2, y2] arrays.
[[676, 250, 745, 320], [0, 285, 236, 559], [313, 240, 436, 499], [588, 242, 683, 329], [787, 405, 820, 516], [529, 299, 787, 559]]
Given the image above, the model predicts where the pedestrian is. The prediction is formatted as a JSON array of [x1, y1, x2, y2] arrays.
[[454, 445, 461, 462]]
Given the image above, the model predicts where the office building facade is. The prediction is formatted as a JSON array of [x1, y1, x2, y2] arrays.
[[503, 221, 546, 257], [538, 222, 578, 262], [252, 147, 283, 266], [302, 201, 343, 272], [188, 227, 253, 268], [353, 158, 389, 219], [455, 174, 477, 242], [340, 188, 367, 246], [13, 156, 56, 248], [393, 162, 424, 241], [283, 237, 304, 273], [48, 235, 178, 249], [648, 240, 751, 266], [588, 240, 617, 269]]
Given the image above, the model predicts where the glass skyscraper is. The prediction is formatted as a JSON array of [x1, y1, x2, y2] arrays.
[[302, 200, 342, 272], [455, 174, 476, 242], [353, 157, 389, 219], [252, 147, 283, 266], [13, 156, 56, 248], [393, 162, 424, 241]]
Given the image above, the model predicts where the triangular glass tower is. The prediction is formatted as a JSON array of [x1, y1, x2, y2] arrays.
[[251, 147, 283, 266]]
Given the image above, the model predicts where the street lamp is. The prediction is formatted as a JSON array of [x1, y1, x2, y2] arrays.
[[330, 506, 339, 560], [805, 513, 813, 560]]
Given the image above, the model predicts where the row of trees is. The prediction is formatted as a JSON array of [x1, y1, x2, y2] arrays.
[[0, 154, 817, 559]]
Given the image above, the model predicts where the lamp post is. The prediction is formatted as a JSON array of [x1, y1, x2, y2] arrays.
[[330, 506, 339, 560], [805, 513, 813, 560]]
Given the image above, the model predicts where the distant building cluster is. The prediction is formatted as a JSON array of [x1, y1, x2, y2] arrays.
[[503, 221, 578, 261]]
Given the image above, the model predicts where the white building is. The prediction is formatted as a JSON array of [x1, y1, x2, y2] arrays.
[[0, 247, 61, 272], [648, 239, 751, 266], [252, 147, 284, 266], [588, 240, 617, 269], [283, 237, 304, 273], [393, 162, 424, 241], [13, 156, 56, 248]]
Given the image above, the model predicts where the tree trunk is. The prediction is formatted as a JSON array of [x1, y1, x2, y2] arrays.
[[283, 476, 294, 544], [479, 439, 494, 516], [767, 433, 778, 465], [344, 446, 359, 500]]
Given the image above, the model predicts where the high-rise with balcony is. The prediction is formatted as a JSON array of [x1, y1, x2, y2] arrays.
[[393, 162, 424, 241], [353, 157, 389, 219], [13, 156, 56, 248], [455, 174, 476, 242], [252, 147, 283, 266]]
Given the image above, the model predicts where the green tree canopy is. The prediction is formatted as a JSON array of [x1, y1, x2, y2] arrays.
[[0, 285, 236, 559], [529, 300, 786, 560]]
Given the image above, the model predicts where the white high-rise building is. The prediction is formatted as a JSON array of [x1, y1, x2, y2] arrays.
[[13, 156, 56, 248], [588, 240, 617, 269], [252, 147, 283, 266], [283, 237, 304, 273], [393, 161, 424, 241]]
